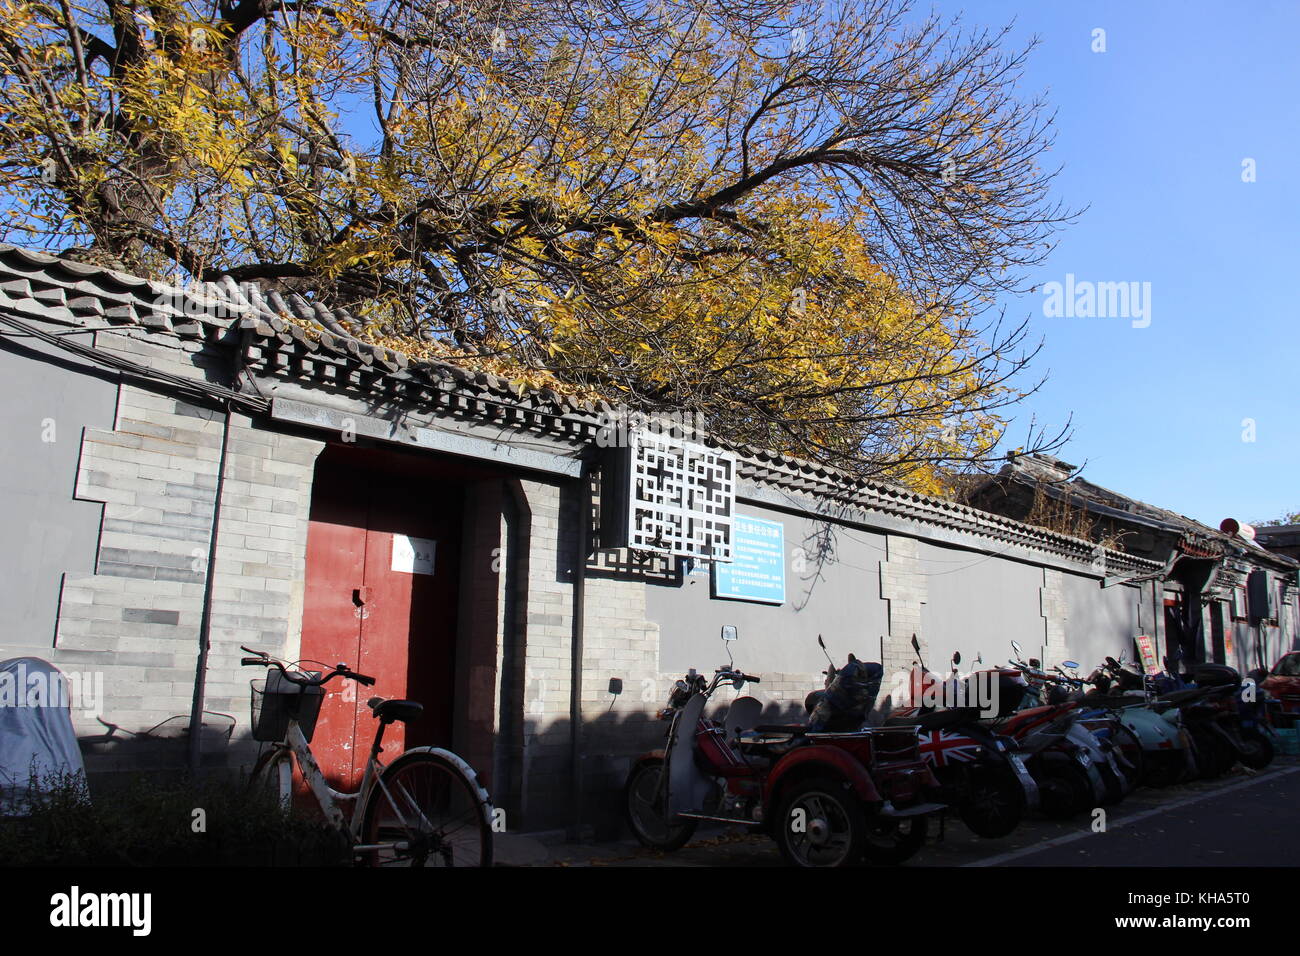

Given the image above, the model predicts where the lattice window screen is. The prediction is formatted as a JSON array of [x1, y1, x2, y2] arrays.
[[623, 431, 734, 561]]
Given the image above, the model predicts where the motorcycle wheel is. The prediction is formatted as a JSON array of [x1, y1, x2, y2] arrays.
[[861, 814, 929, 865], [1238, 728, 1275, 770], [624, 759, 697, 851], [773, 776, 866, 868], [1035, 760, 1093, 819], [958, 766, 1026, 838], [1113, 725, 1145, 792]]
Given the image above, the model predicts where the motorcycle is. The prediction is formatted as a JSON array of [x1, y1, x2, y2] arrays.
[[992, 691, 1106, 819], [1041, 661, 1149, 794], [1008, 643, 1132, 807], [1156, 658, 1274, 775], [875, 639, 1040, 839], [1234, 675, 1277, 769], [624, 626, 944, 867], [1084, 654, 1198, 787]]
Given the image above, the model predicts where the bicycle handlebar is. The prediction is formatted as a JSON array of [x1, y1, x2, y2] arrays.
[[239, 646, 377, 687]]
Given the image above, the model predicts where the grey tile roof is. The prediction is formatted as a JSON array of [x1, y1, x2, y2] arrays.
[[990, 454, 1298, 570], [0, 242, 1166, 573]]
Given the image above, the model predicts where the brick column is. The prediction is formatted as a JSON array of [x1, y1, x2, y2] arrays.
[[880, 534, 927, 678], [1040, 568, 1069, 667], [513, 478, 574, 829]]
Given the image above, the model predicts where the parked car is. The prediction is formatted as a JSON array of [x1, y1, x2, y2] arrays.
[[1260, 651, 1300, 713]]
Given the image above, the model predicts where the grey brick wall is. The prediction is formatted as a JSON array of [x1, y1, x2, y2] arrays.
[[11, 299, 1228, 839], [46, 326, 323, 774], [510, 477, 834, 835]]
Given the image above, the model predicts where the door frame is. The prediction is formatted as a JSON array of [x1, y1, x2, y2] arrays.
[[295, 438, 514, 794]]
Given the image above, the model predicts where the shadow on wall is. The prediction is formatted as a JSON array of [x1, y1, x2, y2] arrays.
[[69, 697, 817, 842], [517, 695, 810, 840], [75, 711, 255, 784]]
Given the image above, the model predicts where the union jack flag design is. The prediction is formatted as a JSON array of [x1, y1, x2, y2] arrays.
[[916, 729, 982, 768]]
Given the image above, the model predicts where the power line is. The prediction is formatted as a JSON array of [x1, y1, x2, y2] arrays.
[[0, 306, 270, 414]]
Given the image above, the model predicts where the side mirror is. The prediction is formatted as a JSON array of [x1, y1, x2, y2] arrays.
[[721, 625, 738, 642], [951, 651, 962, 667], [1011, 640, 1023, 656], [911, 634, 922, 653], [1062, 660, 1079, 670]]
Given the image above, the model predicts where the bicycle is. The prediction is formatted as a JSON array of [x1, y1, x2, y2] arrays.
[[241, 645, 494, 867]]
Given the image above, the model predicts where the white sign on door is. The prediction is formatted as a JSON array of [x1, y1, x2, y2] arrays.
[[391, 535, 437, 575]]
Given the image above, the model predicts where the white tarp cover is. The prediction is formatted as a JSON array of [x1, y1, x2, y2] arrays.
[[1, 657, 87, 814]]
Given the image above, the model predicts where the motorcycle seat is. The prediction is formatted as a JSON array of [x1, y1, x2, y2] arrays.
[[885, 708, 980, 731], [752, 724, 808, 736], [1157, 688, 1208, 706]]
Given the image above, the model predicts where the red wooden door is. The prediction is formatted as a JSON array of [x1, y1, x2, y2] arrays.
[[300, 447, 461, 792]]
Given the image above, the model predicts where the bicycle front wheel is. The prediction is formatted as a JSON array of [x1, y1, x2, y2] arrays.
[[359, 751, 493, 867], [249, 747, 293, 813]]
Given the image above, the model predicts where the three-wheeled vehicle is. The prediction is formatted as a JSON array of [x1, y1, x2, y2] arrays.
[[624, 627, 943, 867]]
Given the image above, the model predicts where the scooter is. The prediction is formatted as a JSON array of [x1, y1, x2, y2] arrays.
[[878, 638, 1040, 838], [993, 693, 1106, 819], [900, 640, 1105, 820], [1042, 661, 1148, 794], [1089, 654, 1198, 787], [624, 626, 943, 867], [1154, 651, 1273, 776], [1234, 676, 1276, 769], [1007, 642, 1124, 809]]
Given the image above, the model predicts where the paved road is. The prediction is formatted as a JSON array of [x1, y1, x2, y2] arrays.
[[509, 757, 1300, 867], [980, 762, 1300, 866]]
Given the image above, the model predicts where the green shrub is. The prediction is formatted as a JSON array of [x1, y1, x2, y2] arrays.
[[0, 771, 350, 866]]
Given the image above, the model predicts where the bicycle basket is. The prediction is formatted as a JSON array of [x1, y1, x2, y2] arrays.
[[249, 669, 324, 742]]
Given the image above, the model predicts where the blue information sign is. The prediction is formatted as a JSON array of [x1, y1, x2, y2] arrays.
[[712, 514, 786, 605]]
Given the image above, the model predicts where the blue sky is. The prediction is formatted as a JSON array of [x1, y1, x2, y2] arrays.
[[929, 0, 1300, 526]]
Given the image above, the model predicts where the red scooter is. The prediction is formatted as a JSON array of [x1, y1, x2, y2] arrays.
[[624, 627, 943, 867]]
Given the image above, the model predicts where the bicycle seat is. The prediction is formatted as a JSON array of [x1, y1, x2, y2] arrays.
[[367, 698, 424, 724]]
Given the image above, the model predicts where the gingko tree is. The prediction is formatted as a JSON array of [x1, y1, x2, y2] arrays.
[[0, 0, 1071, 492]]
